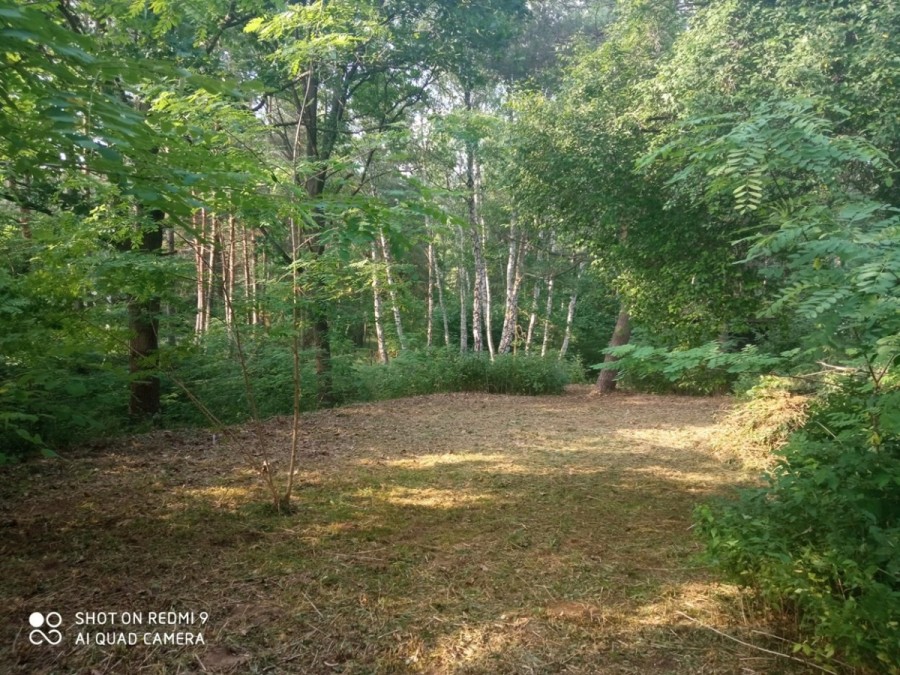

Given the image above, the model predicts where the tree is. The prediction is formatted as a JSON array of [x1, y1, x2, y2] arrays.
[[508, 0, 755, 391]]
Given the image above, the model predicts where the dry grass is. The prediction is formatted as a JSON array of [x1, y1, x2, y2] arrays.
[[0, 388, 822, 673], [710, 387, 810, 471]]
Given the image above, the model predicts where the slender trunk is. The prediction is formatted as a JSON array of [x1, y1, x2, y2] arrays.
[[426, 239, 435, 348], [242, 227, 256, 325], [498, 225, 518, 354], [596, 309, 631, 393], [466, 166, 484, 352], [459, 262, 469, 353], [164, 227, 176, 346], [219, 214, 236, 329], [471, 226, 485, 354], [258, 244, 267, 328], [525, 279, 542, 354], [204, 214, 217, 333], [229, 215, 236, 324], [128, 209, 164, 418], [463, 88, 484, 354], [371, 242, 389, 364], [559, 261, 585, 359], [476, 163, 495, 360], [283, 218, 303, 508], [499, 228, 527, 354], [456, 222, 469, 352], [540, 275, 555, 358], [434, 250, 450, 347], [301, 69, 334, 406], [379, 229, 406, 350], [194, 209, 206, 334]]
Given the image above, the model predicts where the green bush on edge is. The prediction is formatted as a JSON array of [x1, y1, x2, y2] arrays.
[[696, 380, 900, 670]]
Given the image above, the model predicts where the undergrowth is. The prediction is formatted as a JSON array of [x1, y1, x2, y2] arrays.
[[697, 378, 900, 672], [354, 349, 580, 400], [2, 336, 581, 462]]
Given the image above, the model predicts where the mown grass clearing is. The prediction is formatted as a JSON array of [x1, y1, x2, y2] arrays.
[[1, 389, 817, 673]]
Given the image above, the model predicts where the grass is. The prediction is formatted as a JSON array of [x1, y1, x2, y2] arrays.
[[0, 388, 822, 673]]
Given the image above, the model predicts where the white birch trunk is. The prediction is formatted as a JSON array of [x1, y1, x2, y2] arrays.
[[379, 229, 407, 351], [434, 249, 450, 347], [524, 279, 541, 353], [498, 227, 528, 354], [457, 226, 469, 353], [371, 242, 389, 364], [194, 209, 207, 334], [540, 274, 555, 358], [204, 212, 216, 333], [559, 261, 585, 359], [426, 239, 435, 348], [476, 163, 495, 360]]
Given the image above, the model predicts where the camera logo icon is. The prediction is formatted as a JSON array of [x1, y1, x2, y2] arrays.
[[28, 612, 63, 646]]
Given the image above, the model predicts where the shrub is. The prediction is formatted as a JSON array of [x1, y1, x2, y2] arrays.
[[0, 352, 127, 463], [355, 349, 572, 400], [696, 379, 900, 670], [596, 342, 785, 395]]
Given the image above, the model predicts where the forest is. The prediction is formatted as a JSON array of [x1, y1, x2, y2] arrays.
[[1, 0, 898, 672]]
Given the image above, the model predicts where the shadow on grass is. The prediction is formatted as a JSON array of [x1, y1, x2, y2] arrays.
[[1, 393, 811, 673]]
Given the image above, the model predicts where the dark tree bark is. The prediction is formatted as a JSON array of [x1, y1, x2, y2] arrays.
[[128, 209, 165, 418], [596, 308, 631, 393]]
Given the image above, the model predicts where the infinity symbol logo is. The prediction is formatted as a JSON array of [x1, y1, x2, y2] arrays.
[[28, 612, 63, 646]]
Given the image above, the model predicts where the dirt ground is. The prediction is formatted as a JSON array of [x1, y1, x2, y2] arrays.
[[0, 388, 820, 674]]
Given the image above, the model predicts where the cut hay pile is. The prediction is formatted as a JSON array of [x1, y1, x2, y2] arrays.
[[712, 380, 810, 472]]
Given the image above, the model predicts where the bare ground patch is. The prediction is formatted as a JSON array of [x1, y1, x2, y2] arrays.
[[0, 390, 818, 673]]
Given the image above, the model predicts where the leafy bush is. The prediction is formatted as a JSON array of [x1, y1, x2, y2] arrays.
[[595, 342, 787, 395], [355, 349, 572, 400], [696, 379, 900, 670], [161, 331, 319, 426], [0, 350, 128, 463]]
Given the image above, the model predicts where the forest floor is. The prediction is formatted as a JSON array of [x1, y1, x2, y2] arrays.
[[0, 388, 819, 674]]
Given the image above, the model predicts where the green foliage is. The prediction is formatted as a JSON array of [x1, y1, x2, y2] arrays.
[[0, 354, 126, 462], [355, 349, 573, 400], [697, 379, 900, 670], [593, 342, 788, 396]]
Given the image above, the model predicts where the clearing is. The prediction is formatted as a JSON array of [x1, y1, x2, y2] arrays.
[[1, 389, 815, 674]]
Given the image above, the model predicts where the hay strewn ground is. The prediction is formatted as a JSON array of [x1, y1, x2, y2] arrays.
[[1, 388, 818, 673]]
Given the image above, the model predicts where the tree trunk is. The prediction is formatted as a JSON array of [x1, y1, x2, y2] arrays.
[[379, 229, 407, 351], [498, 226, 527, 354], [371, 242, 389, 363], [219, 214, 236, 329], [426, 239, 434, 348], [164, 227, 176, 346], [559, 261, 584, 359], [128, 209, 164, 418], [596, 308, 631, 393], [194, 209, 207, 334], [476, 162, 495, 360], [525, 278, 541, 354], [434, 248, 450, 347], [540, 274, 555, 358], [466, 165, 484, 352], [242, 226, 257, 325], [204, 213, 217, 333]]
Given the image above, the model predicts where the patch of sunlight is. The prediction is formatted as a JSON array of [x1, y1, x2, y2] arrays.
[[357, 453, 509, 469], [428, 621, 519, 667], [300, 521, 358, 540], [630, 466, 732, 485], [628, 581, 729, 627], [623, 427, 719, 447], [370, 486, 495, 509], [181, 486, 253, 508]]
